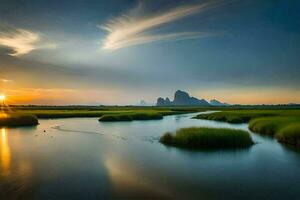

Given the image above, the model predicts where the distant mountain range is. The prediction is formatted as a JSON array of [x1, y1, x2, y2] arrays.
[[156, 90, 229, 106]]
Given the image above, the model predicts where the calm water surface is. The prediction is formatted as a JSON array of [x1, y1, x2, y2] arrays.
[[1, 112, 300, 199]]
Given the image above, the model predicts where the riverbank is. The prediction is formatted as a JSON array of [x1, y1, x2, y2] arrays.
[[99, 112, 163, 122], [195, 110, 300, 148], [0, 113, 39, 127], [12, 107, 206, 119], [0, 107, 205, 126]]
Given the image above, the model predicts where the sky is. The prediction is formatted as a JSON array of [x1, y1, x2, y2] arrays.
[[0, 0, 299, 105]]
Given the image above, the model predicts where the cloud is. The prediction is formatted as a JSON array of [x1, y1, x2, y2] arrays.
[[1, 78, 13, 82], [100, 1, 220, 50], [0, 27, 57, 56]]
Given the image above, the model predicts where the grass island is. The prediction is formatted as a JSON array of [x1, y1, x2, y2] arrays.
[[160, 127, 254, 150]]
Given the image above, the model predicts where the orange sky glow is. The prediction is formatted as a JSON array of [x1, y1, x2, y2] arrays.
[[1, 84, 299, 105]]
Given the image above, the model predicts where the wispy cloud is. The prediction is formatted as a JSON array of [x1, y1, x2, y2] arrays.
[[0, 27, 57, 56], [1, 78, 13, 83], [100, 1, 221, 50]]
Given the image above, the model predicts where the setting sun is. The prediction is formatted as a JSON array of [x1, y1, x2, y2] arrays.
[[0, 95, 5, 101]]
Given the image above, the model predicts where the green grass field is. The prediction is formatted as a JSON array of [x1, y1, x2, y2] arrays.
[[0, 105, 208, 127], [196, 109, 300, 148], [11, 107, 204, 119], [160, 127, 254, 149], [195, 110, 300, 123], [99, 112, 163, 122], [276, 124, 300, 147], [0, 106, 205, 126]]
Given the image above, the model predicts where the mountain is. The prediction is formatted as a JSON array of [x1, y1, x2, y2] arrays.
[[173, 90, 210, 106], [210, 99, 230, 106], [156, 90, 210, 106], [156, 97, 171, 106]]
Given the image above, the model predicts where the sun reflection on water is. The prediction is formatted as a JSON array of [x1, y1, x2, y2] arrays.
[[1, 128, 11, 176], [0, 113, 8, 118]]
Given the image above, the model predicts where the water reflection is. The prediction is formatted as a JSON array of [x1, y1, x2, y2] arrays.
[[104, 155, 172, 199], [0, 128, 34, 199], [0, 113, 299, 199], [1, 128, 11, 176]]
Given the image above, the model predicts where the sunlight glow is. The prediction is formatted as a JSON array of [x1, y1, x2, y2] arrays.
[[1, 128, 11, 176], [0, 95, 5, 101]]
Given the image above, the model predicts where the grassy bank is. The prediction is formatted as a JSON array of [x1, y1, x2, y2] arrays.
[[248, 117, 299, 136], [160, 127, 254, 149], [276, 124, 300, 147], [0, 107, 204, 126], [196, 110, 280, 123], [0, 113, 39, 127], [195, 110, 300, 148], [195, 110, 300, 123], [12, 107, 205, 119], [99, 112, 163, 122], [249, 116, 300, 147], [16, 110, 131, 118], [0, 106, 203, 127]]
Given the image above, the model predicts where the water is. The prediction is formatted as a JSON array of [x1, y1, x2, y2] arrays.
[[1, 112, 300, 200]]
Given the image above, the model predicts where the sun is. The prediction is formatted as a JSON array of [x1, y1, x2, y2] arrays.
[[0, 94, 6, 101]]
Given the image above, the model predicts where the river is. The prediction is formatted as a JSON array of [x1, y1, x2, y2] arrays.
[[1, 112, 300, 199]]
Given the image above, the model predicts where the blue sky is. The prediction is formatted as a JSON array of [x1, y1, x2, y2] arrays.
[[0, 0, 299, 105]]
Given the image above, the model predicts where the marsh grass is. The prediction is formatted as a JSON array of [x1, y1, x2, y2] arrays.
[[276, 124, 300, 147], [248, 117, 299, 136], [195, 110, 300, 123], [0, 113, 39, 127], [195, 110, 300, 148], [195, 111, 277, 123], [99, 112, 163, 122], [19, 110, 131, 118], [14, 107, 201, 119], [249, 117, 300, 147], [160, 127, 254, 149]]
